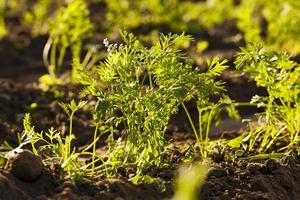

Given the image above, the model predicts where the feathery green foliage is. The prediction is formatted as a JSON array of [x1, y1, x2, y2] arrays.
[[234, 43, 300, 155], [76, 31, 227, 178]]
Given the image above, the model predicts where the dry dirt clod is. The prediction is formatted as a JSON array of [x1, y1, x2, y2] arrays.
[[4, 149, 44, 182]]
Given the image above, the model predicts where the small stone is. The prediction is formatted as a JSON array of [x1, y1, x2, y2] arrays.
[[208, 148, 224, 163], [55, 181, 77, 193], [246, 163, 261, 174], [261, 159, 277, 174], [239, 171, 250, 179], [208, 166, 226, 178], [5, 149, 44, 182], [225, 166, 235, 176], [237, 160, 248, 169]]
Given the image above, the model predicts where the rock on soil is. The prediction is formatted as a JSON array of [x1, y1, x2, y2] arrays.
[[5, 149, 44, 182]]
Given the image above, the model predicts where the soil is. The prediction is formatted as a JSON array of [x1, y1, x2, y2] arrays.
[[0, 3, 300, 200]]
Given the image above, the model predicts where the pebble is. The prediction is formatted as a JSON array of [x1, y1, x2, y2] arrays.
[[261, 159, 277, 174], [5, 149, 44, 182], [237, 160, 248, 169], [208, 166, 227, 178], [55, 180, 77, 192], [208, 148, 224, 163], [246, 163, 261, 174]]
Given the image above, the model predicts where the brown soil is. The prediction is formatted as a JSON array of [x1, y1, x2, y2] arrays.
[[1, 154, 299, 200]]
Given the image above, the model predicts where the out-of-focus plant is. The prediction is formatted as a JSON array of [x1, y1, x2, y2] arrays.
[[0, 0, 7, 38], [42, 0, 93, 83], [173, 162, 209, 200], [22, 0, 63, 36], [237, 0, 300, 55], [0, 0, 27, 38], [105, 0, 235, 36]]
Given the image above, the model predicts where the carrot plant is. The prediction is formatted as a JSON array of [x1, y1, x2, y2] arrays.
[[0, 0, 6, 38], [233, 43, 300, 156], [42, 0, 93, 83], [76, 31, 228, 179]]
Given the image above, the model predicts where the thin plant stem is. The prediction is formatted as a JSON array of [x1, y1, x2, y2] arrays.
[[92, 123, 99, 176], [68, 112, 74, 157], [57, 46, 66, 71], [198, 108, 204, 156], [43, 37, 53, 68], [182, 103, 199, 144], [149, 73, 153, 89], [50, 37, 58, 75]]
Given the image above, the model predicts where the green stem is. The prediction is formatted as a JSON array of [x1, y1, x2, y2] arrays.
[[204, 106, 215, 157], [206, 107, 215, 141], [57, 46, 66, 72], [182, 103, 199, 144], [43, 37, 53, 69], [149, 73, 153, 89], [92, 123, 99, 176], [232, 102, 258, 107], [198, 108, 204, 156], [50, 37, 58, 75], [68, 113, 74, 157]]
